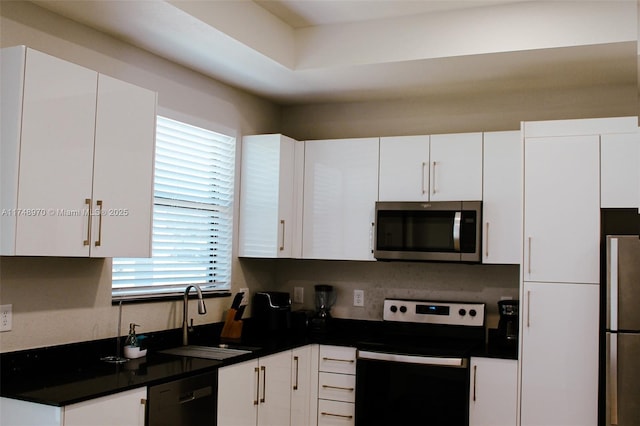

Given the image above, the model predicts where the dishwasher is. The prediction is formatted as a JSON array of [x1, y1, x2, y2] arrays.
[[147, 371, 217, 426]]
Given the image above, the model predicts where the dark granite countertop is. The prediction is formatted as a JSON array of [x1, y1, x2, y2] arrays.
[[0, 318, 516, 407]]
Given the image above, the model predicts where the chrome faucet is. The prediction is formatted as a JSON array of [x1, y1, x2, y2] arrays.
[[182, 284, 207, 346]]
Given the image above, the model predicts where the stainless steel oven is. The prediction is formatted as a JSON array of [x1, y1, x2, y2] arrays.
[[355, 299, 485, 426]]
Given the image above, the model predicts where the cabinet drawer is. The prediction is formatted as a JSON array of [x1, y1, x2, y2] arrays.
[[318, 372, 356, 403], [318, 399, 355, 426], [319, 346, 356, 374]]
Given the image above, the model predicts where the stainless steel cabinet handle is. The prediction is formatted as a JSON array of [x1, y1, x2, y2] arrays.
[[527, 290, 531, 328], [370, 222, 375, 254], [279, 219, 285, 251], [527, 237, 532, 275], [421, 162, 427, 194], [473, 364, 477, 402], [322, 384, 354, 392], [83, 198, 92, 246], [485, 222, 489, 257], [293, 356, 299, 390], [432, 161, 438, 194], [323, 357, 355, 363], [260, 365, 266, 403], [321, 412, 353, 420], [610, 334, 619, 425], [253, 367, 259, 405], [95, 200, 103, 247]]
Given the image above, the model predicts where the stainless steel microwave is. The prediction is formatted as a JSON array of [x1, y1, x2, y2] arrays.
[[374, 201, 482, 262]]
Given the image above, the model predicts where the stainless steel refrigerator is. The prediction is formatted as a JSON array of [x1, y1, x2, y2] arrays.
[[605, 235, 640, 426]]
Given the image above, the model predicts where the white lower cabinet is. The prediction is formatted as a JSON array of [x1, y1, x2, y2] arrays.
[[219, 346, 319, 426], [291, 345, 319, 426], [520, 281, 599, 426], [218, 351, 292, 426], [468, 357, 517, 426], [0, 387, 147, 426], [317, 345, 356, 426]]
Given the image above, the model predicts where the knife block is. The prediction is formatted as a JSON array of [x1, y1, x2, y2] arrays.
[[220, 308, 243, 342]]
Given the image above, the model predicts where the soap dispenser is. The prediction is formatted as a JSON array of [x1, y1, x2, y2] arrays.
[[124, 323, 147, 359]]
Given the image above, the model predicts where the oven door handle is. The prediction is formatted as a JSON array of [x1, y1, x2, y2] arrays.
[[357, 350, 468, 368]]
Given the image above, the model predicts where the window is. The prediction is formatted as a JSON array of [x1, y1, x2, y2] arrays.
[[112, 116, 235, 301]]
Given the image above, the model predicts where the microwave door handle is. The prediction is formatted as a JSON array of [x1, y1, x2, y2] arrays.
[[453, 212, 461, 251]]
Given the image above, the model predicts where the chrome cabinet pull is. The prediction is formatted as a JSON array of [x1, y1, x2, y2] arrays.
[[95, 200, 103, 247], [323, 357, 355, 363], [527, 237, 532, 275], [432, 161, 438, 194], [473, 364, 477, 402], [279, 219, 285, 251], [421, 162, 427, 194], [321, 412, 353, 420], [322, 384, 354, 392], [84, 198, 92, 246], [260, 365, 266, 403], [253, 367, 259, 405], [527, 290, 531, 328], [293, 356, 299, 390], [485, 222, 489, 257], [370, 222, 375, 254]]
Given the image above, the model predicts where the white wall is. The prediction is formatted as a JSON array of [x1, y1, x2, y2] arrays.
[[0, 1, 280, 352]]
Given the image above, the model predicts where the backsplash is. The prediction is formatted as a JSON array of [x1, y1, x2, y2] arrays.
[[245, 258, 520, 329]]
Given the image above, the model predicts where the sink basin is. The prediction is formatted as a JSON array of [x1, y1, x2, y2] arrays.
[[159, 345, 254, 360]]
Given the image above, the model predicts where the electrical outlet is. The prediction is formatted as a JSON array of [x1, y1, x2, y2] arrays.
[[1, 304, 12, 332], [239, 288, 249, 306], [353, 290, 364, 307], [293, 287, 304, 304]]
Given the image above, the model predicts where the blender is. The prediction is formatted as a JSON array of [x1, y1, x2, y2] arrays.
[[310, 284, 336, 333]]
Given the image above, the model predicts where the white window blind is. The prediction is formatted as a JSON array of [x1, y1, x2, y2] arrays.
[[112, 116, 235, 301]]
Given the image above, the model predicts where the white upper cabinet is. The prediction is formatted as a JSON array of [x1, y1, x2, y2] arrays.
[[601, 131, 640, 208], [429, 132, 483, 201], [0, 46, 156, 257], [239, 134, 303, 258], [379, 135, 430, 201], [523, 134, 600, 283], [303, 138, 379, 261], [482, 131, 522, 264], [379, 133, 482, 202], [91, 74, 156, 258]]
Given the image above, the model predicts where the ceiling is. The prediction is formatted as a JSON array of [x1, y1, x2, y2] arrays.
[[31, 0, 637, 106]]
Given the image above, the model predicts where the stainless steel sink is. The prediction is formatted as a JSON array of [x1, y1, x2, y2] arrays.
[[159, 345, 254, 360]]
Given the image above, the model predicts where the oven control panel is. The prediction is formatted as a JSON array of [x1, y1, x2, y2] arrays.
[[383, 299, 485, 327]]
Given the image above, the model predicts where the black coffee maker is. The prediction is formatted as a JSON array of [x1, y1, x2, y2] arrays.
[[497, 300, 519, 346]]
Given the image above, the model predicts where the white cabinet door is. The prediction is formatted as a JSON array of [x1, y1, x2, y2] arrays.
[[523, 135, 600, 283], [91, 74, 156, 258], [0, 46, 156, 258], [218, 358, 260, 426], [291, 345, 319, 426], [218, 351, 293, 426], [7, 47, 98, 256], [429, 132, 483, 201], [303, 138, 379, 260], [469, 357, 517, 426], [379, 135, 429, 201], [520, 281, 599, 426], [601, 131, 640, 208], [482, 131, 522, 264], [64, 387, 146, 426], [258, 351, 292, 426], [239, 134, 301, 258]]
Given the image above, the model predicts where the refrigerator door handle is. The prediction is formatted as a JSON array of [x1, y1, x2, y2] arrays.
[[610, 333, 619, 425], [609, 237, 619, 330]]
